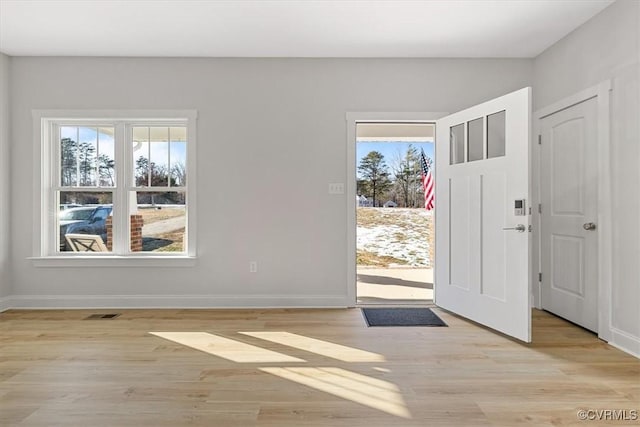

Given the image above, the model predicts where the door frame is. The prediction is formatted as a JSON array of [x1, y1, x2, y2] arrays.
[[345, 112, 447, 306], [532, 80, 612, 342]]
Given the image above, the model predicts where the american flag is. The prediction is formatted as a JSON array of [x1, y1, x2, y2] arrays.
[[420, 149, 434, 211]]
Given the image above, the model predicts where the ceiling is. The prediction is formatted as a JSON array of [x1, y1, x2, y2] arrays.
[[0, 0, 614, 58]]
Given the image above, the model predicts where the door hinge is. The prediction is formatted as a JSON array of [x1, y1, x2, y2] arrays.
[[538, 272, 542, 282], [538, 135, 542, 145], [538, 203, 542, 214]]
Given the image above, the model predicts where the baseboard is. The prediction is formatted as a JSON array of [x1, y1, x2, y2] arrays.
[[0, 296, 10, 312], [5, 294, 352, 310], [609, 327, 640, 359]]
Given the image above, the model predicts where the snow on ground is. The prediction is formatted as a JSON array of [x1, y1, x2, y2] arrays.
[[357, 208, 432, 267]]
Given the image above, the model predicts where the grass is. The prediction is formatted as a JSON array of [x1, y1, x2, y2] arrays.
[[138, 207, 185, 224], [137, 208, 186, 252], [142, 228, 185, 252], [393, 231, 407, 243], [357, 207, 431, 230], [356, 208, 387, 228], [357, 207, 433, 267]]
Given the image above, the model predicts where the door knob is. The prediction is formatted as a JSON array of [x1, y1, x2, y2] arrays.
[[502, 224, 526, 232], [583, 222, 597, 231]]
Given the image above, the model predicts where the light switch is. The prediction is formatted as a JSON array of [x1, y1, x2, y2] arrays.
[[328, 183, 344, 194]]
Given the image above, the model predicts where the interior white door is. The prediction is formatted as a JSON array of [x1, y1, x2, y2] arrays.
[[435, 88, 531, 342], [540, 97, 598, 332]]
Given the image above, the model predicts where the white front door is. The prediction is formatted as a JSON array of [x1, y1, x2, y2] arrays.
[[435, 88, 531, 342], [540, 97, 598, 332]]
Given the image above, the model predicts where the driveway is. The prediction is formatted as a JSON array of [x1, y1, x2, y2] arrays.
[[143, 216, 185, 236]]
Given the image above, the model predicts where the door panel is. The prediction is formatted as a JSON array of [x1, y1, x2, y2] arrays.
[[552, 235, 584, 296], [481, 173, 507, 301], [449, 176, 472, 289], [551, 119, 585, 215], [435, 88, 531, 342], [540, 97, 598, 332]]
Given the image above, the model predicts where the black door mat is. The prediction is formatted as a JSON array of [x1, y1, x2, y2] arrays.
[[362, 307, 447, 327]]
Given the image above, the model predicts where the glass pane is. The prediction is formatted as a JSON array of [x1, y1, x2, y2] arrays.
[[450, 123, 465, 165], [150, 127, 169, 187], [467, 117, 484, 162], [487, 110, 506, 158], [58, 191, 113, 253], [97, 127, 115, 186], [60, 127, 78, 186], [170, 126, 187, 187], [78, 128, 98, 186], [131, 191, 186, 252], [170, 141, 187, 186], [60, 126, 110, 187], [132, 127, 150, 186]]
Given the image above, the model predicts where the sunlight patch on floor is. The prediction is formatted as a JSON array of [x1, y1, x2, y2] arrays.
[[261, 367, 411, 419], [150, 332, 306, 363], [240, 332, 385, 362]]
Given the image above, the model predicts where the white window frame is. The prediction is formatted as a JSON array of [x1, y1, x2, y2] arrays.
[[31, 110, 197, 267]]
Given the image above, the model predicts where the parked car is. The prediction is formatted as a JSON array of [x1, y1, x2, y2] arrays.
[[59, 203, 82, 210], [59, 205, 112, 251]]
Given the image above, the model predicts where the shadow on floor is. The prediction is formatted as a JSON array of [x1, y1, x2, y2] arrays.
[[357, 274, 433, 290], [142, 237, 174, 251]]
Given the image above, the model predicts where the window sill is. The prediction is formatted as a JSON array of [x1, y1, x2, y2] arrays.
[[29, 255, 197, 268]]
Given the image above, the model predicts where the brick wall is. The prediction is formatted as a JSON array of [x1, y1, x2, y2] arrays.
[[130, 215, 144, 251], [105, 215, 144, 251]]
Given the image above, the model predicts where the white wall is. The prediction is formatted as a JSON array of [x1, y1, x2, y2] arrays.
[[8, 57, 532, 308], [534, 0, 640, 355], [0, 53, 11, 309]]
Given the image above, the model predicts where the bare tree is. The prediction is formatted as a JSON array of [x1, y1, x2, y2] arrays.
[[391, 145, 421, 207], [171, 162, 187, 186]]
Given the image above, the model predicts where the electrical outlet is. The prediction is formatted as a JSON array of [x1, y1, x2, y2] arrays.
[[249, 261, 258, 273], [328, 183, 344, 194]]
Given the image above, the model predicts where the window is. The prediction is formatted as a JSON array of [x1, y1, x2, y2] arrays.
[[449, 110, 506, 165], [34, 110, 197, 262]]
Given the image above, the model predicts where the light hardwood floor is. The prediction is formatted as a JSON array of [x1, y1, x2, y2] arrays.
[[1, 308, 638, 426]]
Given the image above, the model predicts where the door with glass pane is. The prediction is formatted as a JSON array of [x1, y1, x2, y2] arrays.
[[435, 88, 532, 342]]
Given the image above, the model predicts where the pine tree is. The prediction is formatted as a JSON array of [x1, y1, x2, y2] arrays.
[[358, 151, 391, 207]]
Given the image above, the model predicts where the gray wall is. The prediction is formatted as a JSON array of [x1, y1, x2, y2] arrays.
[[0, 53, 10, 306], [534, 0, 640, 352], [8, 57, 532, 307]]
